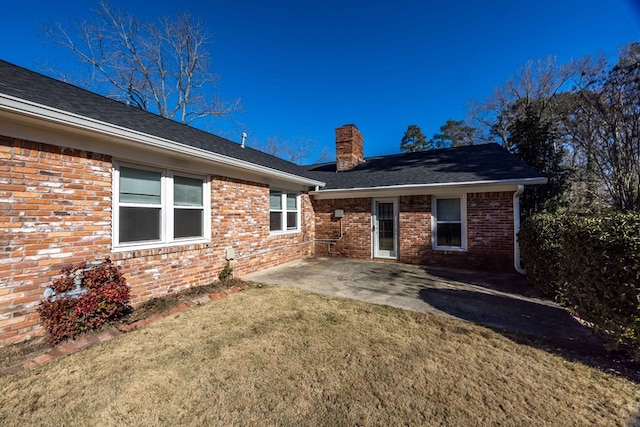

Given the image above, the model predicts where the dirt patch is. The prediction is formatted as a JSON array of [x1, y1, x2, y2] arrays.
[[0, 279, 249, 371]]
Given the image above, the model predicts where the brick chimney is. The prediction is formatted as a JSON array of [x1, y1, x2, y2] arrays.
[[335, 124, 364, 171]]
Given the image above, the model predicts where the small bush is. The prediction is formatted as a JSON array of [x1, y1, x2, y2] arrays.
[[519, 212, 640, 355], [38, 259, 131, 344], [218, 261, 234, 282]]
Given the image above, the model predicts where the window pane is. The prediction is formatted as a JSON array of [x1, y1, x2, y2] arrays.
[[120, 167, 161, 204], [174, 176, 203, 206], [119, 207, 161, 242], [286, 194, 297, 210], [174, 209, 203, 238], [270, 191, 282, 210], [286, 211, 297, 230], [270, 211, 282, 231], [437, 223, 462, 247], [437, 198, 461, 221], [377, 202, 394, 220]]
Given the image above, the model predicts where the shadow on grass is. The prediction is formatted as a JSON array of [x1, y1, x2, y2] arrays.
[[418, 271, 640, 384]]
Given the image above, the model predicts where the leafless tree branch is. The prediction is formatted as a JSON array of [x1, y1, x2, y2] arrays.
[[43, 0, 241, 126]]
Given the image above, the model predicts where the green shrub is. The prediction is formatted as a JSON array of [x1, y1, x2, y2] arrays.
[[519, 212, 640, 355], [518, 214, 565, 299], [38, 259, 131, 344], [218, 261, 234, 282]]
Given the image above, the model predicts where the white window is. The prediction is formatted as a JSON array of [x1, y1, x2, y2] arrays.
[[432, 196, 466, 250], [269, 190, 300, 232], [113, 163, 210, 249]]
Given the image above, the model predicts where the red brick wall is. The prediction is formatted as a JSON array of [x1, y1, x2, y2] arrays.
[[398, 195, 432, 262], [313, 198, 371, 259], [0, 136, 314, 347], [205, 177, 314, 278], [0, 136, 113, 346], [399, 192, 515, 271], [314, 192, 515, 271], [112, 178, 314, 303], [465, 192, 514, 271]]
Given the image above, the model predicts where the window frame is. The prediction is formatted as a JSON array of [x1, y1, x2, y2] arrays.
[[112, 162, 211, 251], [431, 195, 467, 251], [269, 190, 301, 234]]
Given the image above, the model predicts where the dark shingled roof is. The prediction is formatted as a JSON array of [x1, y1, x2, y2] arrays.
[[1, 60, 545, 192], [0, 60, 319, 182], [305, 144, 546, 190]]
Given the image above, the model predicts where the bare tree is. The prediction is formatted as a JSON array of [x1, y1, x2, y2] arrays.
[[568, 44, 640, 211], [468, 57, 583, 148], [44, 1, 240, 125], [253, 135, 326, 165]]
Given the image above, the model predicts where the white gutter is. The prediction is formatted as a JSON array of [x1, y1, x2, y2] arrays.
[[513, 185, 526, 274], [0, 93, 325, 188], [310, 177, 547, 198]]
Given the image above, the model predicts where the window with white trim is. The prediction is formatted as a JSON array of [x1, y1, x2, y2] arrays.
[[269, 190, 299, 232], [432, 196, 466, 250], [114, 164, 210, 248]]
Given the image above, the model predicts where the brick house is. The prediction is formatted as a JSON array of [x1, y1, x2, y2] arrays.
[[306, 125, 546, 272], [0, 61, 545, 347]]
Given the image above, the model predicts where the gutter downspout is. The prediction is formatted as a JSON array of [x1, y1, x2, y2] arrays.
[[513, 185, 526, 274]]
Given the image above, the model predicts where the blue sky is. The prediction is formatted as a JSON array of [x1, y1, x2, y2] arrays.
[[2, 1, 639, 162]]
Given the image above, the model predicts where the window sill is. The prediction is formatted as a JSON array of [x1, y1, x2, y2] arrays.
[[112, 238, 211, 253], [269, 230, 301, 236], [432, 246, 467, 252]]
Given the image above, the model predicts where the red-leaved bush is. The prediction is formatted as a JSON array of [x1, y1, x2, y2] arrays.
[[38, 259, 131, 344]]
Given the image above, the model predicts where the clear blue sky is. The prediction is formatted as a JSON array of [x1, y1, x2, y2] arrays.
[[2, 1, 639, 162]]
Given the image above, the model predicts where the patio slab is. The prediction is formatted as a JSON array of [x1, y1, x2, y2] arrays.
[[244, 258, 597, 349]]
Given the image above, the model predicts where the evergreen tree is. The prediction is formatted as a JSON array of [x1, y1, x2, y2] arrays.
[[400, 124, 429, 152], [508, 106, 568, 216], [430, 119, 476, 148]]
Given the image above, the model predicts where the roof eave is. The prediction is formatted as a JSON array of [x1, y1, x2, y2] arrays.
[[310, 177, 548, 199], [0, 93, 326, 188]]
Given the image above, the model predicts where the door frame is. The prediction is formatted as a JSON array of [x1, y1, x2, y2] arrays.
[[372, 198, 399, 259]]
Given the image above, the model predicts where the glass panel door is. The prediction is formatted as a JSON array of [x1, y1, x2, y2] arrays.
[[374, 200, 397, 258]]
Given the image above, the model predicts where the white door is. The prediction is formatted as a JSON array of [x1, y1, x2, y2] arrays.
[[373, 199, 398, 259]]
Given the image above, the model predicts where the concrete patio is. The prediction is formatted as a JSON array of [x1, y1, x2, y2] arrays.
[[244, 258, 596, 347]]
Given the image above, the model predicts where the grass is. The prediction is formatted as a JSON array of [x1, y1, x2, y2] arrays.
[[0, 279, 245, 370], [1, 286, 638, 426]]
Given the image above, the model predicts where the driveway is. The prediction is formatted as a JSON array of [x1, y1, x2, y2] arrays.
[[244, 258, 597, 350]]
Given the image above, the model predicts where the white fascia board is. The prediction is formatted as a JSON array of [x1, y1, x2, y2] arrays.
[[0, 93, 325, 188], [310, 177, 548, 199]]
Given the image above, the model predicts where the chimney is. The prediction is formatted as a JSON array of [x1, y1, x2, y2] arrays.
[[335, 124, 364, 171]]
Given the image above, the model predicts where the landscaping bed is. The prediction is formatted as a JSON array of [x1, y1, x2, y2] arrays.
[[0, 279, 250, 372]]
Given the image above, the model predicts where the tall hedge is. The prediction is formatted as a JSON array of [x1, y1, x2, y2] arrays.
[[519, 212, 640, 354]]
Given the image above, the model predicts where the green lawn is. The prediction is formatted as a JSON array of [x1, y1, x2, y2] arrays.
[[1, 286, 638, 426]]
